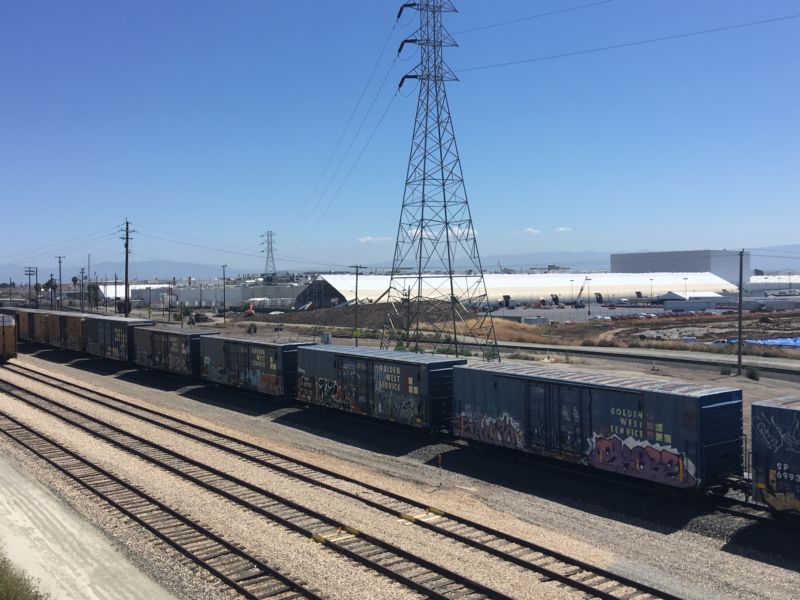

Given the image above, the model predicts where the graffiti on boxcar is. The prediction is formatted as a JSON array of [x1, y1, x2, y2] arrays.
[[754, 411, 800, 454], [297, 375, 314, 403], [257, 373, 282, 396], [587, 434, 697, 487], [459, 412, 525, 449]]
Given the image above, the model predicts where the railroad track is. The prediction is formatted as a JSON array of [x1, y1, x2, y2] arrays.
[[0, 410, 319, 600], [1, 361, 684, 600], [711, 495, 779, 525], [0, 374, 513, 600]]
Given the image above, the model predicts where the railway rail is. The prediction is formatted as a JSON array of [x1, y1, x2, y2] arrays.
[[1, 361, 685, 600], [0, 409, 319, 600], [0, 374, 513, 600]]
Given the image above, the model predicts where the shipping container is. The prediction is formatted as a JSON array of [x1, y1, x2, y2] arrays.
[[297, 345, 466, 429], [134, 327, 219, 377], [86, 315, 154, 362], [453, 363, 743, 490], [752, 397, 800, 515], [200, 335, 313, 398], [0, 315, 16, 362]]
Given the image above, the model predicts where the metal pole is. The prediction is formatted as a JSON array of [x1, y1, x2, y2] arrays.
[[738, 249, 744, 375], [350, 264, 364, 347], [222, 265, 227, 323], [35, 267, 38, 308]]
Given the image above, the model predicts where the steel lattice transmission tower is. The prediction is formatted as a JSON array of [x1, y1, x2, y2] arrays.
[[260, 230, 276, 284], [382, 0, 497, 359]]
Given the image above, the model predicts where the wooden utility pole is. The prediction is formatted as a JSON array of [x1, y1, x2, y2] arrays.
[[737, 249, 744, 375], [123, 219, 131, 317], [56, 255, 65, 309], [222, 265, 227, 323]]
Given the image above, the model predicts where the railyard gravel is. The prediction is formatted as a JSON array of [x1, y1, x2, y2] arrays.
[[8, 354, 800, 599], [0, 370, 573, 600], [0, 394, 418, 600]]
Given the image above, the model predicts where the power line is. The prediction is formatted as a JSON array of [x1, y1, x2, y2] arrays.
[[458, 13, 800, 73], [281, 22, 400, 244], [287, 90, 400, 254], [136, 231, 351, 269], [283, 55, 400, 252], [453, 0, 616, 34]]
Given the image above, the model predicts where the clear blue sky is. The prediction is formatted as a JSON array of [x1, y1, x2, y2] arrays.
[[1, 0, 798, 276]]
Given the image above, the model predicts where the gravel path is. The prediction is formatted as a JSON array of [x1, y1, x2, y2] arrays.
[[7, 353, 800, 599]]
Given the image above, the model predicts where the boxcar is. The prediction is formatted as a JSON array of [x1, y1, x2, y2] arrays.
[[0, 315, 16, 363], [200, 335, 313, 398], [452, 363, 743, 490], [297, 345, 466, 429], [15, 308, 51, 344], [134, 327, 219, 377], [752, 396, 800, 515], [86, 315, 154, 362]]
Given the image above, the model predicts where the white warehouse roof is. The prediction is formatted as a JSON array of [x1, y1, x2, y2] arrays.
[[320, 272, 736, 304]]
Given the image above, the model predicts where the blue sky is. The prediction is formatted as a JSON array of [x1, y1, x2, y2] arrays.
[[1, 0, 798, 276]]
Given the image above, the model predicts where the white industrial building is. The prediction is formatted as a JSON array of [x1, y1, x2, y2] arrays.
[[610, 250, 748, 285], [317, 272, 736, 306]]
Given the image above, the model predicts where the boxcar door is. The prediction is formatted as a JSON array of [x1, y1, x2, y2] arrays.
[[527, 382, 560, 451], [556, 385, 591, 456]]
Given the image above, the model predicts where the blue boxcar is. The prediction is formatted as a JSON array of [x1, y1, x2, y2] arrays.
[[200, 335, 313, 398], [453, 363, 743, 490], [297, 345, 465, 429], [86, 315, 154, 362], [134, 326, 219, 377], [752, 396, 800, 515]]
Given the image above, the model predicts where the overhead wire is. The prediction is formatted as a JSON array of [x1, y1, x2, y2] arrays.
[[280, 22, 400, 243], [289, 90, 401, 254], [457, 13, 800, 73], [283, 54, 401, 253], [453, 0, 616, 34]]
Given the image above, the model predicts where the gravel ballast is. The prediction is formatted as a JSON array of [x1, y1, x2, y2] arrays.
[[5, 354, 800, 599]]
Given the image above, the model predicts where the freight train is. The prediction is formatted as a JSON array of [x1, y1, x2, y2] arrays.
[[1, 307, 797, 516]]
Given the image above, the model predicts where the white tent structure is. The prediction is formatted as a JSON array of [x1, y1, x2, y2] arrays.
[[320, 272, 737, 305]]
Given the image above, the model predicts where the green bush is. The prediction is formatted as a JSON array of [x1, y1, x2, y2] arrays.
[[580, 339, 595, 346], [720, 364, 732, 376], [745, 365, 760, 381]]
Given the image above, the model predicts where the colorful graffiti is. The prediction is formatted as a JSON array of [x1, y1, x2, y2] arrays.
[[459, 413, 525, 449], [587, 434, 697, 487]]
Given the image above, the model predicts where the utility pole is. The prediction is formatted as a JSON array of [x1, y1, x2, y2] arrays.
[[121, 219, 133, 317], [49, 273, 55, 309], [114, 274, 118, 313], [222, 265, 227, 323], [56, 255, 65, 310], [350, 264, 365, 347], [35, 267, 39, 308], [80, 267, 85, 312], [738, 248, 744, 375], [24, 267, 35, 304], [87, 254, 91, 312]]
